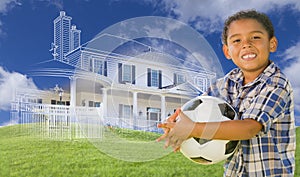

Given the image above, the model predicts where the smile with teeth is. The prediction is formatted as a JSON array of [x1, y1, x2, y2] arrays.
[[242, 53, 256, 59]]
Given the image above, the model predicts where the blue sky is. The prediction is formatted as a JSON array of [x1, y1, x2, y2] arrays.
[[0, 0, 300, 126]]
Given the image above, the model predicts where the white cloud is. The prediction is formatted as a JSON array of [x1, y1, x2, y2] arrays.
[[35, 0, 63, 10], [155, 0, 300, 33], [0, 0, 63, 36], [0, 66, 37, 111], [281, 42, 300, 113], [0, 0, 21, 36], [0, 0, 21, 13]]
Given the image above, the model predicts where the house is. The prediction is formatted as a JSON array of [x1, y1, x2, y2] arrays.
[[52, 11, 216, 130], [12, 11, 217, 135]]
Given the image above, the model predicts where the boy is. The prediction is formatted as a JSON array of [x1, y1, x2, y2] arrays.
[[157, 10, 296, 176]]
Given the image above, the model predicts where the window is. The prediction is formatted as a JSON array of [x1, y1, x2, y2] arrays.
[[89, 57, 107, 76], [147, 107, 161, 121], [37, 99, 43, 104], [51, 99, 67, 105], [51, 100, 56, 105], [123, 105, 131, 119], [177, 74, 186, 84], [195, 77, 208, 91], [151, 70, 159, 87], [147, 68, 162, 88], [174, 73, 186, 85], [89, 101, 94, 107], [94, 102, 101, 107], [88, 101, 101, 107], [94, 59, 104, 75], [119, 104, 133, 119], [118, 63, 135, 84], [28, 98, 36, 103], [122, 64, 132, 82]]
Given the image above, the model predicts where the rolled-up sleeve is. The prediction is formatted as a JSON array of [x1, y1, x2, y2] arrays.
[[241, 86, 290, 135]]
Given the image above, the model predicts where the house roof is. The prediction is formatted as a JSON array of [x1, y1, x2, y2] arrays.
[[74, 34, 215, 75]]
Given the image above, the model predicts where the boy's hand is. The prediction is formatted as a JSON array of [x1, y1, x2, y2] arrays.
[[156, 108, 180, 142], [156, 109, 195, 152]]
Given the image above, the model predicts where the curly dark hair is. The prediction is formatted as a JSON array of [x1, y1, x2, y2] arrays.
[[222, 10, 274, 45]]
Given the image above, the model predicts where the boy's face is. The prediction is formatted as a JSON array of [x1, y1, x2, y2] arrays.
[[222, 18, 277, 81]]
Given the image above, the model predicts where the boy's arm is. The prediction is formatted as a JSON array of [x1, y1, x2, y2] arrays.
[[157, 110, 262, 151], [191, 118, 262, 140]]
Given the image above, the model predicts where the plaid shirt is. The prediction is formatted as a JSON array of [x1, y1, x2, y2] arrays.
[[207, 62, 296, 177]]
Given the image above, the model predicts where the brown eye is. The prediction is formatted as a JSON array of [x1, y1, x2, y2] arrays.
[[233, 39, 240, 43]]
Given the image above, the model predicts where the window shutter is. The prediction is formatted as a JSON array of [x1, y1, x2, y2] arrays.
[[147, 68, 151, 87], [174, 73, 177, 85], [89, 58, 93, 72], [159, 70, 162, 89], [104, 61, 107, 76], [132, 65, 136, 84], [118, 63, 122, 83], [119, 104, 123, 118]]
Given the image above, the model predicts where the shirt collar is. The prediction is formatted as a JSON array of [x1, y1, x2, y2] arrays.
[[227, 61, 277, 87]]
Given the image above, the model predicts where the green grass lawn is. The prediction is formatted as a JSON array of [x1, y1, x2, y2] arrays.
[[0, 125, 299, 177]]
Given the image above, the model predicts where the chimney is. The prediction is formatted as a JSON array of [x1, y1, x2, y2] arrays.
[[60, 11, 66, 16]]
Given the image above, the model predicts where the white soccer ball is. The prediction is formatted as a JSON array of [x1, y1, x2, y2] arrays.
[[180, 95, 239, 165]]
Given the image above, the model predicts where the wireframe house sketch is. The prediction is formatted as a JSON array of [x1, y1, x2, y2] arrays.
[[11, 11, 217, 138]]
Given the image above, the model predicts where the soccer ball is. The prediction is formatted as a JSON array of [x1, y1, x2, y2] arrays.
[[179, 95, 239, 165]]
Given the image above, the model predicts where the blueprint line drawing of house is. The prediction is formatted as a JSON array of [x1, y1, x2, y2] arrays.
[[11, 11, 217, 138]]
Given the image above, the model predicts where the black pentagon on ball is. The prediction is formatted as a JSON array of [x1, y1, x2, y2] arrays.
[[182, 98, 203, 111], [190, 156, 212, 164], [218, 103, 236, 120], [225, 140, 239, 155], [193, 137, 211, 145]]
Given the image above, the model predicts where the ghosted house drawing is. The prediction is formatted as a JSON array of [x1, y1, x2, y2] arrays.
[[12, 11, 216, 135]]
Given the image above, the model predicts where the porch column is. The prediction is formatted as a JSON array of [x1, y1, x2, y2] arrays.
[[69, 77, 77, 137], [102, 88, 107, 119], [133, 91, 138, 129], [161, 95, 166, 122], [70, 76, 77, 107]]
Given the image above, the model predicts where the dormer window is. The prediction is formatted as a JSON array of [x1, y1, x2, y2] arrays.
[[89, 57, 107, 76]]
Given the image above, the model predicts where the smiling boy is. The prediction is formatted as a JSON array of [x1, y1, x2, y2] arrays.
[[157, 10, 296, 176]]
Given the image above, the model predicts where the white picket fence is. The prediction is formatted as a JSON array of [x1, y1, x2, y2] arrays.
[[11, 102, 163, 139], [10, 102, 103, 139]]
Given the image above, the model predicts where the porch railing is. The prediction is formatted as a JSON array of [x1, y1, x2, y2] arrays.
[[11, 102, 163, 140]]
